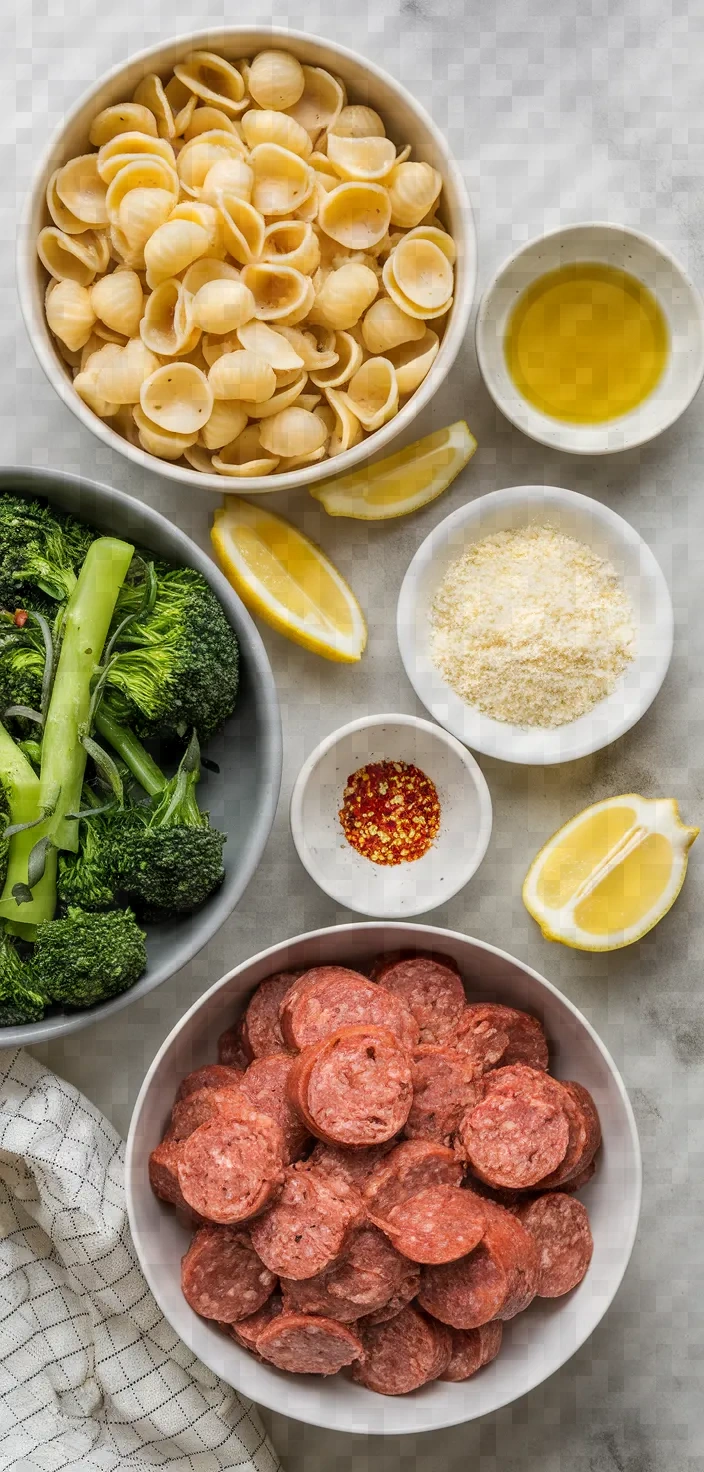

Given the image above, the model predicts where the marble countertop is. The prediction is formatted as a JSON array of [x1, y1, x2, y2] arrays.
[[3, 0, 702, 1466]]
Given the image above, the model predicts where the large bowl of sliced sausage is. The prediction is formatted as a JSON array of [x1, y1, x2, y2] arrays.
[[125, 923, 642, 1436]]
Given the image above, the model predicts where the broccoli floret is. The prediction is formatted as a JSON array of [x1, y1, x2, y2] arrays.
[[57, 804, 147, 911], [0, 932, 46, 1025], [104, 566, 239, 743], [0, 495, 96, 607], [32, 906, 147, 1009]]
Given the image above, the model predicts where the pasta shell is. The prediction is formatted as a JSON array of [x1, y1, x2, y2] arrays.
[[191, 278, 256, 334], [258, 405, 326, 459], [95, 337, 160, 404], [184, 105, 240, 139], [208, 350, 276, 402], [89, 103, 158, 147], [275, 324, 338, 370], [309, 262, 378, 331], [181, 257, 241, 295], [78, 331, 104, 369], [250, 144, 314, 216], [140, 278, 199, 355], [326, 134, 398, 183], [309, 330, 363, 387], [184, 441, 217, 473], [93, 323, 129, 345], [133, 74, 176, 139], [386, 161, 442, 228], [164, 75, 192, 114], [218, 194, 265, 265], [241, 262, 312, 323], [117, 186, 174, 250], [324, 385, 364, 455], [174, 51, 247, 115], [297, 392, 322, 411], [54, 155, 108, 227], [310, 153, 340, 192], [387, 327, 439, 394], [201, 157, 253, 205], [261, 220, 320, 275], [212, 424, 280, 477], [199, 399, 249, 451], [403, 223, 457, 265], [391, 236, 453, 311], [330, 105, 385, 140], [73, 364, 117, 418], [109, 224, 146, 271], [140, 361, 213, 433], [284, 66, 344, 142], [318, 182, 392, 251], [177, 129, 248, 196], [37, 226, 99, 285], [241, 108, 312, 158], [46, 170, 89, 235], [91, 268, 144, 337], [108, 403, 142, 445], [361, 295, 427, 354], [144, 219, 210, 288], [201, 331, 240, 367], [246, 371, 307, 418], [132, 402, 199, 459], [236, 319, 304, 370], [248, 50, 305, 111], [168, 200, 222, 252], [173, 93, 198, 136], [106, 159, 179, 225], [293, 187, 322, 224], [46, 279, 96, 350], [85, 230, 112, 274], [97, 132, 176, 184], [343, 356, 399, 430], [382, 252, 452, 320]]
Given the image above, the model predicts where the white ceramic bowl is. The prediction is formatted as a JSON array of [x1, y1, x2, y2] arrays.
[[125, 920, 642, 1437], [475, 222, 704, 454], [397, 484, 673, 765], [18, 27, 475, 496], [289, 713, 492, 917]]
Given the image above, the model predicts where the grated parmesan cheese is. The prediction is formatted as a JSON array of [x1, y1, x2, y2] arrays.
[[429, 524, 636, 728]]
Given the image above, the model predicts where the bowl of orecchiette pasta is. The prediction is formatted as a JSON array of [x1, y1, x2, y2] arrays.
[[19, 28, 474, 493]]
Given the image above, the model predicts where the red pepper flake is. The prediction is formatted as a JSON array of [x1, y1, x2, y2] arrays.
[[13, 609, 28, 628], [339, 759, 441, 866]]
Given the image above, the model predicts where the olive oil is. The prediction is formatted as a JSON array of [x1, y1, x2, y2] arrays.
[[505, 262, 668, 424]]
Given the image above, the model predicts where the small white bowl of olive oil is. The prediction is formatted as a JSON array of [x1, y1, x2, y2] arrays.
[[476, 222, 704, 454]]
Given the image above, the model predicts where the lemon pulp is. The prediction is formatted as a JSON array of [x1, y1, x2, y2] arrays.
[[505, 262, 669, 424]]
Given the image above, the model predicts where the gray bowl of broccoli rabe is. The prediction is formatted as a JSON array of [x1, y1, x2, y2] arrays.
[[0, 467, 282, 1044]]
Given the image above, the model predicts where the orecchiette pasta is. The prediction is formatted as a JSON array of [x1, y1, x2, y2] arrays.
[[38, 43, 455, 477]]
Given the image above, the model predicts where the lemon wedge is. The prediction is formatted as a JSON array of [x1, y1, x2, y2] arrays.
[[211, 499, 367, 663], [310, 420, 477, 519], [523, 795, 699, 951]]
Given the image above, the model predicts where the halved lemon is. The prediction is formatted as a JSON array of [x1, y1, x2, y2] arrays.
[[211, 499, 367, 662], [310, 420, 477, 519], [523, 795, 699, 951]]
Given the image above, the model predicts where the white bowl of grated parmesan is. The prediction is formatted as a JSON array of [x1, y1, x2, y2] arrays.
[[397, 485, 673, 765]]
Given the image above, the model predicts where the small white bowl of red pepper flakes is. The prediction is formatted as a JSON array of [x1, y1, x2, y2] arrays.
[[290, 713, 493, 918]]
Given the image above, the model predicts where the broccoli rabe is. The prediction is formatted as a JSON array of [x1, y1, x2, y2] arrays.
[[32, 906, 147, 1009], [57, 803, 146, 912], [0, 933, 46, 1025], [0, 494, 96, 608]]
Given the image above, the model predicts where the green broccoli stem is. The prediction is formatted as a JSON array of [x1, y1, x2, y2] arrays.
[[40, 539, 134, 853], [94, 706, 167, 799], [0, 719, 57, 937]]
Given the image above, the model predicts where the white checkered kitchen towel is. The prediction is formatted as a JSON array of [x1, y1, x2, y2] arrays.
[[0, 1048, 281, 1472]]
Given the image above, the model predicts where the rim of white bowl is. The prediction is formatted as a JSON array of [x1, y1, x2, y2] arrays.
[[289, 712, 493, 916], [17, 26, 475, 495], [475, 219, 704, 455], [397, 484, 674, 764], [125, 918, 643, 1435]]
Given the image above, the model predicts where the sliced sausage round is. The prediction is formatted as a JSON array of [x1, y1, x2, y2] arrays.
[[359, 1260, 422, 1326], [217, 1019, 250, 1072], [418, 1199, 538, 1327], [515, 1193, 594, 1296], [460, 1004, 548, 1071], [452, 1007, 509, 1069], [288, 1026, 413, 1147], [175, 1063, 244, 1101], [169, 1085, 246, 1143], [239, 1054, 310, 1163], [460, 1065, 569, 1189], [181, 1225, 276, 1323], [257, 1313, 364, 1375], [370, 953, 466, 1044], [557, 1155, 597, 1194], [364, 1139, 463, 1224], [306, 1140, 396, 1193], [177, 1099, 285, 1224], [352, 1304, 451, 1394], [242, 970, 302, 1059], [227, 1292, 283, 1355], [381, 1185, 486, 1264], [405, 1045, 483, 1147], [439, 1320, 503, 1381], [281, 1225, 409, 1322], [280, 966, 419, 1053], [249, 1163, 363, 1280], [149, 1137, 190, 1211], [537, 1080, 602, 1188]]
